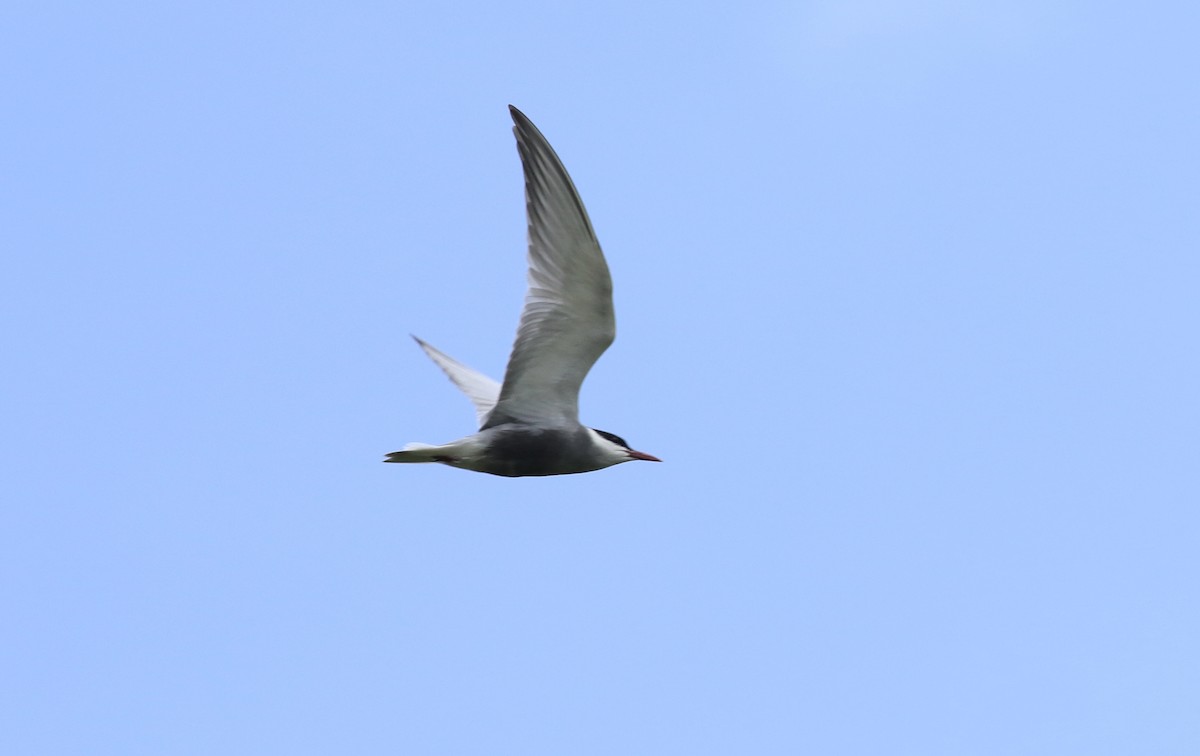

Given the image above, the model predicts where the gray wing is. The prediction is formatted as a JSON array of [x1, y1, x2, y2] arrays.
[[482, 106, 615, 429], [412, 336, 502, 428]]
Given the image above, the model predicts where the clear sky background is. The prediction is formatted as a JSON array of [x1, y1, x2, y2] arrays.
[[3, 1, 1198, 754]]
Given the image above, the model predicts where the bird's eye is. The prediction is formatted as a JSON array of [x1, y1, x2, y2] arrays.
[[594, 429, 630, 448]]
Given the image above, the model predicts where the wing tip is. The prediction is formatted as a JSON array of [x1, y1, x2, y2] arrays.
[[509, 105, 540, 140]]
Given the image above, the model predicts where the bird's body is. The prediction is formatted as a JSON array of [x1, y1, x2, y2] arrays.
[[388, 425, 636, 478], [385, 106, 659, 477]]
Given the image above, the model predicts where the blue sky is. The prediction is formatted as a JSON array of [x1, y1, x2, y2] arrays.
[[4, 1, 1198, 753]]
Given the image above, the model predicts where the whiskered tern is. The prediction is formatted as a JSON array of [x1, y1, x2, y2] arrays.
[[384, 106, 660, 477]]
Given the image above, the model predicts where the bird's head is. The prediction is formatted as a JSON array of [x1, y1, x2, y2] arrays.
[[590, 428, 662, 466]]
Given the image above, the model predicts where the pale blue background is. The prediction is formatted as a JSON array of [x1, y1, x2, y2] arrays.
[[4, 2, 1198, 754]]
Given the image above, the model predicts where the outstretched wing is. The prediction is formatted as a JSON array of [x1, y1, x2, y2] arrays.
[[483, 106, 616, 429], [412, 336, 501, 428]]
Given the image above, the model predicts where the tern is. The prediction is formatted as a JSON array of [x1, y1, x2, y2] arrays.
[[384, 105, 660, 477]]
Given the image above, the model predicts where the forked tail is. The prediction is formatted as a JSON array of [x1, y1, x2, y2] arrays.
[[383, 443, 442, 464]]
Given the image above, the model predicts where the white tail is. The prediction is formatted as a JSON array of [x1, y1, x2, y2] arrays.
[[383, 442, 442, 463]]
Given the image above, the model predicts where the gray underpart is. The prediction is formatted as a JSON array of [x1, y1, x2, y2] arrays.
[[474, 424, 607, 477]]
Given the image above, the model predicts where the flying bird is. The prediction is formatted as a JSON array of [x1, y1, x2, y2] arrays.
[[384, 105, 660, 477]]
